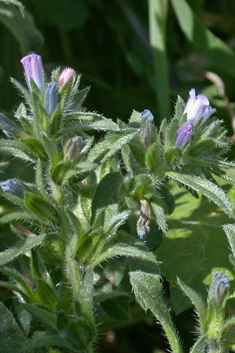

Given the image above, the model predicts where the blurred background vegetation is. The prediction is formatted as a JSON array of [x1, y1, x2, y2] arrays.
[[1, 0, 235, 352]]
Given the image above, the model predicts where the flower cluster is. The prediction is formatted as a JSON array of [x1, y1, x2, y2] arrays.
[[175, 88, 216, 148]]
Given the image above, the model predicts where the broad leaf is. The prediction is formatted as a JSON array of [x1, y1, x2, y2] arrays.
[[0, 301, 26, 352], [155, 182, 234, 314]]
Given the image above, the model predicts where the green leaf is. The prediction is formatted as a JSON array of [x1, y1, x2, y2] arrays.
[[91, 172, 123, 224], [0, 267, 36, 301], [0, 139, 33, 162], [21, 137, 46, 158], [171, 0, 235, 78], [155, 182, 234, 314], [93, 242, 159, 272], [130, 271, 183, 353], [20, 334, 76, 352], [177, 277, 207, 332], [190, 335, 207, 353], [0, 4, 43, 55], [0, 235, 45, 266], [24, 192, 59, 223], [67, 320, 94, 351], [88, 130, 137, 163], [0, 211, 41, 225], [0, 301, 26, 352], [0, 281, 30, 302], [100, 295, 131, 321], [166, 172, 234, 218], [223, 224, 235, 259], [23, 304, 57, 334], [150, 198, 168, 233], [37, 279, 58, 311]]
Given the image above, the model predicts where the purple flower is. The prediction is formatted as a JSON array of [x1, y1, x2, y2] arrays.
[[175, 122, 193, 148], [183, 88, 216, 125], [59, 68, 76, 88], [20, 54, 44, 93]]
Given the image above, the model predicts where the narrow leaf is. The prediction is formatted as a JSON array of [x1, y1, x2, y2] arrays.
[[166, 172, 234, 218], [0, 235, 45, 266]]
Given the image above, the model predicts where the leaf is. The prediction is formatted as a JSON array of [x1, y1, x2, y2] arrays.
[[24, 192, 59, 223], [91, 172, 123, 224], [155, 182, 235, 314], [100, 295, 131, 321], [166, 172, 234, 218], [0, 3, 43, 55], [37, 279, 58, 311], [0, 235, 45, 266], [223, 224, 235, 259], [190, 335, 207, 353], [23, 304, 57, 334], [171, 0, 235, 78], [0, 211, 41, 225], [88, 130, 137, 163], [20, 334, 76, 352], [0, 301, 26, 353], [130, 271, 183, 353], [93, 242, 159, 272], [177, 277, 207, 332]]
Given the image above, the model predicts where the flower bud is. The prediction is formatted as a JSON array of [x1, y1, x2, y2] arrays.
[[59, 68, 76, 88], [20, 54, 44, 93], [183, 88, 216, 125], [210, 271, 230, 304], [1, 179, 26, 198], [64, 136, 87, 162], [140, 109, 154, 147], [45, 82, 59, 115], [137, 199, 151, 238], [174, 122, 193, 148]]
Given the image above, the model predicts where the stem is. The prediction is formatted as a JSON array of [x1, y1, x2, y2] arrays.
[[65, 235, 82, 295]]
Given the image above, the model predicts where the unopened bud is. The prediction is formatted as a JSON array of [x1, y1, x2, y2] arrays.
[[45, 82, 59, 115], [140, 109, 154, 148], [210, 271, 230, 304], [174, 122, 193, 148], [137, 199, 151, 238], [59, 68, 76, 88], [1, 179, 26, 198], [64, 136, 87, 162], [20, 54, 44, 93]]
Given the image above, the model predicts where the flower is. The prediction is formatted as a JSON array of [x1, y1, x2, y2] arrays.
[[59, 68, 76, 88], [174, 122, 194, 148], [20, 54, 44, 93], [140, 109, 154, 147], [183, 88, 216, 125], [1, 179, 26, 198]]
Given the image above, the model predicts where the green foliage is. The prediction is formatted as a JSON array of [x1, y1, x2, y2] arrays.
[[1, 2, 235, 350]]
